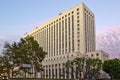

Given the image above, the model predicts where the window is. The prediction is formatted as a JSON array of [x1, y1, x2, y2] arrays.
[[77, 8, 79, 11], [68, 13, 70, 15], [55, 64, 57, 67], [77, 28, 80, 30], [96, 53, 99, 56], [91, 54, 93, 57], [71, 11, 74, 14], [72, 15, 74, 51], [71, 54, 73, 57]]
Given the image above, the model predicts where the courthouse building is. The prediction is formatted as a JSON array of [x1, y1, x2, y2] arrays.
[[24, 2, 108, 79]]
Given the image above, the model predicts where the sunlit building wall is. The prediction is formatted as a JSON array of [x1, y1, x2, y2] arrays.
[[24, 2, 95, 79], [86, 50, 109, 62]]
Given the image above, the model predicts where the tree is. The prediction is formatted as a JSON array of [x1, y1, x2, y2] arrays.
[[86, 58, 102, 80], [19, 36, 47, 70], [0, 55, 12, 77], [2, 36, 47, 77], [2, 41, 24, 77], [18, 36, 47, 77], [103, 59, 120, 79], [73, 57, 85, 80], [66, 57, 102, 80]]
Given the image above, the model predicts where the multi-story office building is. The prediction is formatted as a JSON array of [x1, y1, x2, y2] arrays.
[[24, 2, 96, 79]]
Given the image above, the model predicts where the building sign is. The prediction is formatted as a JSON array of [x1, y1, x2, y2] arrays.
[[20, 64, 32, 68]]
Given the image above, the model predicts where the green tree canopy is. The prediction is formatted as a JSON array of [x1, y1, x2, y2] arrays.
[[86, 58, 102, 79], [17, 36, 47, 72], [65, 57, 102, 80], [103, 58, 120, 79], [1, 36, 47, 76], [73, 57, 85, 80]]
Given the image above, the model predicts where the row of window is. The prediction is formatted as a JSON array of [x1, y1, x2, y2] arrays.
[[84, 10, 95, 53], [33, 15, 75, 58], [31, 7, 95, 57], [77, 10, 80, 51], [44, 54, 74, 62], [91, 53, 99, 57], [84, 8, 94, 18]]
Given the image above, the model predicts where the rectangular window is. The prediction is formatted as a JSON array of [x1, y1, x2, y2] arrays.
[[65, 19, 67, 52], [62, 20, 64, 54], [68, 17, 70, 52], [77, 8, 79, 11], [59, 22, 61, 55], [72, 15, 74, 51]]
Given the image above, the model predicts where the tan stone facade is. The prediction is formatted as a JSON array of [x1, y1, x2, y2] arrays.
[[86, 50, 109, 62], [24, 2, 96, 79]]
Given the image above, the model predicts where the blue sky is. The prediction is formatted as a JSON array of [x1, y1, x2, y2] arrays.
[[0, 0, 120, 55]]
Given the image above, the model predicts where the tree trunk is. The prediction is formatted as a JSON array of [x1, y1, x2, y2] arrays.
[[25, 71, 26, 78], [79, 73, 82, 80], [88, 73, 91, 80], [110, 73, 112, 80], [34, 66, 37, 78]]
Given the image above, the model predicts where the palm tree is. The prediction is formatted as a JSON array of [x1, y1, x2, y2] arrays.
[[73, 57, 85, 80], [86, 58, 102, 80]]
